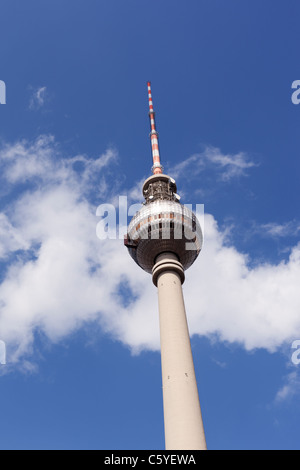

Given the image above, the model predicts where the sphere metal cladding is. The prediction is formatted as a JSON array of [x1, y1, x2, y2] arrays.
[[126, 200, 203, 274]]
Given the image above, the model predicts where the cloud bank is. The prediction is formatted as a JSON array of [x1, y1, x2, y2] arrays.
[[0, 135, 299, 367]]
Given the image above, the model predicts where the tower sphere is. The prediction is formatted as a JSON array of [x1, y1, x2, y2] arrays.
[[125, 174, 203, 274]]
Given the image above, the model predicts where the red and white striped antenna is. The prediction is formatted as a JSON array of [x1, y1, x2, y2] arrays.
[[147, 82, 163, 175]]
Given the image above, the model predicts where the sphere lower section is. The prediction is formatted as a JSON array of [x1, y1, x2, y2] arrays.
[[125, 200, 203, 274]]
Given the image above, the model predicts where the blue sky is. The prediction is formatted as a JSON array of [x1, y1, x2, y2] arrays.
[[0, 0, 300, 450]]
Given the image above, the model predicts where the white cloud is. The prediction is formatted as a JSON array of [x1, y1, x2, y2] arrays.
[[183, 216, 300, 351], [0, 213, 29, 259], [0, 136, 119, 363], [0, 135, 299, 368], [0, 135, 56, 183]]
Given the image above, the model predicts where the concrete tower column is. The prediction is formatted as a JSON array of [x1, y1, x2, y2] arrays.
[[152, 252, 207, 450]]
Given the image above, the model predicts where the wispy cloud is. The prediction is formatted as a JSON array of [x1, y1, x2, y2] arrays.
[[256, 221, 300, 238], [168, 145, 257, 181], [29, 86, 48, 110], [275, 371, 300, 403], [211, 358, 227, 368]]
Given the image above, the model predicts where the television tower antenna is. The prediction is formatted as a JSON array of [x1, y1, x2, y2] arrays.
[[124, 83, 207, 450], [147, 81, 163, 175]]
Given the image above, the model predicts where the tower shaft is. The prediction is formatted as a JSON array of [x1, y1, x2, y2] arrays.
[[153, 253, 207, 450]]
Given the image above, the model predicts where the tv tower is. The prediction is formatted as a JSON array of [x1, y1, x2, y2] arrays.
[[124, 82, 207, 450]]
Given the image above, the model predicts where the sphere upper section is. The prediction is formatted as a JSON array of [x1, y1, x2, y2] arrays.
[[125, 197, 203, 274]]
